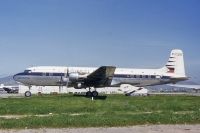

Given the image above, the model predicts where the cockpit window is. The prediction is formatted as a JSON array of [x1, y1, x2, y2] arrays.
[[24, 70, 31, 73]]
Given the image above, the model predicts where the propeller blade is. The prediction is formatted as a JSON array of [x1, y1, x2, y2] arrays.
[[67, 68, 69, 77]]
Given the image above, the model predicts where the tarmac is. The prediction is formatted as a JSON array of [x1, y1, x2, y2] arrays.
[[0, 92, 200, 99], [0, 94, 24, 99], [1, 125, 200, 133], [1, 92, 200, 99]]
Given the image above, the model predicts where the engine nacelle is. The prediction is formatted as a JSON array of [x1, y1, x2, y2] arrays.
[[69, 73, 79, 81], [74, 83, 84, 89], [61, 77, 69, 82]]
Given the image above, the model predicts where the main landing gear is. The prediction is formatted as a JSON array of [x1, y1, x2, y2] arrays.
[[86, 88, 98, 97]]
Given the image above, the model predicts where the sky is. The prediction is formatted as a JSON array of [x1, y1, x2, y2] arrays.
[[0, 0, 200, 80]]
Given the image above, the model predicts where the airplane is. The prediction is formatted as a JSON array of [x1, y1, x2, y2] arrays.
[[13, 49, 188, 97], [168, 84, 200, 93], [119, 84, 149, 96]]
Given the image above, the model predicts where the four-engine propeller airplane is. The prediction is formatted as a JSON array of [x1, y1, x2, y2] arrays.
[[13, 49, 188, 97]]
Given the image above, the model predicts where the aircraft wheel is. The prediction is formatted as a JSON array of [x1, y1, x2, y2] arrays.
[[92, 91, 98, 97], [86, 91, 92, 97], [125, 93, 131, 96], [25, 91, 32, 97]]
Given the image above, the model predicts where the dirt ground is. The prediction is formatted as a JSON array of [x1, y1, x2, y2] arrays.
[[1, 125, 200, 133]]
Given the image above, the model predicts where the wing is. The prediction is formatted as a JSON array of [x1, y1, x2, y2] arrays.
[[84, 66, 116, 87]]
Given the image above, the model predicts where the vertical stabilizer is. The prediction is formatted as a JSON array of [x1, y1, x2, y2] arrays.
[[162, 49, 186, 77]]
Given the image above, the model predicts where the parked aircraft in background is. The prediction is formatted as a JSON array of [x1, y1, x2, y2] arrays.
[[13, 49, 188, 97], [119, 84, 149, 96]]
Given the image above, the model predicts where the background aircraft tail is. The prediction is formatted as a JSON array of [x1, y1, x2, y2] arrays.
[[161, 49, 186, 77]]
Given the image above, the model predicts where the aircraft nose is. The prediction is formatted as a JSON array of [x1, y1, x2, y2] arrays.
[[13, 73, 21, 81], [13, 72, 28, 84], [13, 74, 18, 81]]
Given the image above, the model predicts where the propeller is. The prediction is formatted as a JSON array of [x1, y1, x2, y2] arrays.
[[65, 68, 69, 87], [67, 68, 69, 77], [59, 68, 70, 93]]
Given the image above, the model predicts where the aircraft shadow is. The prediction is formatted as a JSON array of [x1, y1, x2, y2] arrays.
[[73, 94, 107, 100]]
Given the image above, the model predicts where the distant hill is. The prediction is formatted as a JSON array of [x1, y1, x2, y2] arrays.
[[178, 80, 199, 85], [0, 75, 19, 85], [147, 80, 200, 92]]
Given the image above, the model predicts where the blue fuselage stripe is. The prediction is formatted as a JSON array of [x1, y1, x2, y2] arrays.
[[15, 72, 171, 80]]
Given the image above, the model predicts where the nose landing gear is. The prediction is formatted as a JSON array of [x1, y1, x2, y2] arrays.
[[25, 86, 32, 97], [25, 91, 32, 97]]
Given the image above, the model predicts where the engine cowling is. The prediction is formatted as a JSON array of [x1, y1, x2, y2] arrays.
[[74, 83, 85, 89], [69, 73, 79, 81], [61, 77, 69, 82]]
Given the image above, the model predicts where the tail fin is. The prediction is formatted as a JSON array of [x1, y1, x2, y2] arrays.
[[162, 49, 186, 77]]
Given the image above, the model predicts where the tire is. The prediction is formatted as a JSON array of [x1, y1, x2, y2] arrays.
[[25, 91, 32, 97], [92, 91, 98, 97], [125, 93, 131, 96], [86, 91, 92, 97]]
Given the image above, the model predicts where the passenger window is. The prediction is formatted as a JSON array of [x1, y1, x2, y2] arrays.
[[140, 75, 142, 78]]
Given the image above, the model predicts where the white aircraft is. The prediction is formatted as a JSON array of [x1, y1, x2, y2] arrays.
[[13, 49, 188, 97], [119, 84, 148, 96]]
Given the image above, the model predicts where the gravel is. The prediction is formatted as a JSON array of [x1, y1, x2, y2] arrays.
[[1, 125, 200, 133]]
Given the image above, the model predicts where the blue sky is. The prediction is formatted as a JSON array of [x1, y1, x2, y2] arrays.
[[0, 0, 200, 80]]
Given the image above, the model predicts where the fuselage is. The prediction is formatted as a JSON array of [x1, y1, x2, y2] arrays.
[[13, 66, 187, 88]]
